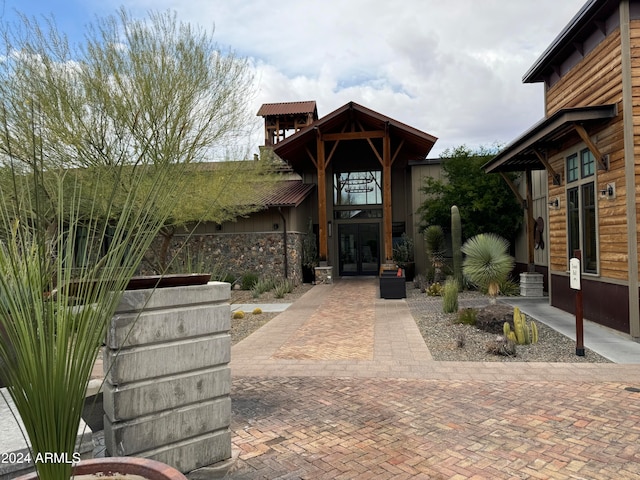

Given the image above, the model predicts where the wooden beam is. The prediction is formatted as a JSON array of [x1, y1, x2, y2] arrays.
[[383, 124, 393, 261], [391, 139, 405, 165], [325, 123, 347, 166], [325, 139, 340, 166], [533, 149, 562, 185], [367, 137, 383, 165], [316, 130, 328, 261], [525, 169, 535, 271], [573, 123, 608, 170], [322, 130, 385, 141], [304, 146, 317, 169], [499, 172, 525, 206]]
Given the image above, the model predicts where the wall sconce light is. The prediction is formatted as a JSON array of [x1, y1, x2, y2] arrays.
[[600, 183, 615, 199], [328, 221, 332, 237], [548, 197, 560, 209], [273, 223, 279, 231]]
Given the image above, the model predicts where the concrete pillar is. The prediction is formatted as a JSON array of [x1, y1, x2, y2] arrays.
[[520, 272, 544, 297], [103, 281, 231, 474]]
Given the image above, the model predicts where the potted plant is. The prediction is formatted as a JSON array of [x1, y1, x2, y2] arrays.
[[16, 458, 188, 480], [392, 233, 415, 281], [0, 9, 247, 480]]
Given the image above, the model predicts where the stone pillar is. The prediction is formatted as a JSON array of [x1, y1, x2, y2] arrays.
[[314, 266, 333, 284], [520, 272, 544, 297], [103, 281, 231, 473]]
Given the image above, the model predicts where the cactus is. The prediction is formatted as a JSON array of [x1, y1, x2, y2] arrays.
[[531, 320, 539, 344], [451, 205, 462, 291], [503, 307, 538, 345]]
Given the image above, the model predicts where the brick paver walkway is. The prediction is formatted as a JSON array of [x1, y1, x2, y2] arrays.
[[229, 278, 640, 479]]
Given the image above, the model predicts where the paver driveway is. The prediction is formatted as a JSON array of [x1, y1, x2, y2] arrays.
[[228, 278, 640, 479]]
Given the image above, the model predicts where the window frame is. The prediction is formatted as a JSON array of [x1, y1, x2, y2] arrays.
[[565, 147, 599, 275]]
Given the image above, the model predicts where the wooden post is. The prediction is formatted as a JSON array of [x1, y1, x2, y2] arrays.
[[525, 169, 535, 272], [316, 129, 328, 261], [383, 124, 393, 261]]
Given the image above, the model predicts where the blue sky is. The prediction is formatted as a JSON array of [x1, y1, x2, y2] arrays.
[[0, 0, 588, 159]]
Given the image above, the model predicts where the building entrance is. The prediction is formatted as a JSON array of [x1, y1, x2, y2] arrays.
[[338, 223, 380, 276]]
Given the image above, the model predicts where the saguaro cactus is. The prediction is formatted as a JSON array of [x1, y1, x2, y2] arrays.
[[451, 205, 462, 290]]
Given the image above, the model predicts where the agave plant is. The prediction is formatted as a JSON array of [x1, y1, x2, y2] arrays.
[[461, 233, 514, 303]]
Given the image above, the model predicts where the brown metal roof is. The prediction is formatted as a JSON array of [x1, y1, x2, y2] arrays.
[[257, 101, 318, 117], [523, 0, 618, 83], [256, 180, 315, 208], [483, 104, 617, 173]]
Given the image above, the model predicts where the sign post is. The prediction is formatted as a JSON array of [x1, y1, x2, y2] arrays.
[[570, 250, 585, 356]]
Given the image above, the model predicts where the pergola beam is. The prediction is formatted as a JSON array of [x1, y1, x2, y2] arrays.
[[322, 130, 385, 141]]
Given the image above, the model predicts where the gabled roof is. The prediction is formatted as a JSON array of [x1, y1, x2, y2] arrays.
[[524, 0, 619, 83], [483, 104, 617, 173], [272, 101, 437, 171], [257, 101, 318, 118]]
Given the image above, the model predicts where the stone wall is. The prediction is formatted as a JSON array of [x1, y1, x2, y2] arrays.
[[143, 232, 305, 284]]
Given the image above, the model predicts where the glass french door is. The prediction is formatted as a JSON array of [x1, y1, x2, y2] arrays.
[[338, 223, 380, 276]]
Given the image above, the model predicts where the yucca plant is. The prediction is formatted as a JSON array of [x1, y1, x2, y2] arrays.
[[461, 233, 514, 304], [0, 9, 254, 480]]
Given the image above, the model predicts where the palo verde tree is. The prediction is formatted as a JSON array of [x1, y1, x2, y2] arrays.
[[417, 145, 523, 245], [149, 152, 282, 273], [0, 9, 257, 480]]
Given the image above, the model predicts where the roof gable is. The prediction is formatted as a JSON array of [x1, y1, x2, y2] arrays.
[[272, 101, 437, 171]]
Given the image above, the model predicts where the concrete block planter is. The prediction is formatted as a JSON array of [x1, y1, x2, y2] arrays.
[[103, 281, 232, 474]]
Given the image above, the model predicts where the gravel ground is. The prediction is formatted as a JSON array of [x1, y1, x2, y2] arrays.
[[405, 285, 611, 363], [229, 284, 313, 345], [230, 281, 611, 363]]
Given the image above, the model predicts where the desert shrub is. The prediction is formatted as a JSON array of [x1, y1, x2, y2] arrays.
[[426, 282, 442, 296], [233, 310, 245, 319], [251, 277, 276, 297], [273, 279, 294, 298], [252, 307, 263, 315], [456, 308, 477, 325], [442, 278, 459, 313], [241, 272, 259, 290]]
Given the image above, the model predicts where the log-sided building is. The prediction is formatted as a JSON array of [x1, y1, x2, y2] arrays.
[[484, 0, 640, 338]]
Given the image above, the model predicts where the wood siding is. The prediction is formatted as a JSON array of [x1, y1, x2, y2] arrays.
[[630, 19, 640, 281], [545, 26, 629, 282]]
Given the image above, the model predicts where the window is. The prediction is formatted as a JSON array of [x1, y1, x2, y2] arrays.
[[333, 171, 382, 206], [567, 154, 578, 182], [581, 149, 595, 178], [566, 148, 598, 274]]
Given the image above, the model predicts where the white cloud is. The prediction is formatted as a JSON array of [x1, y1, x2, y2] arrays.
[[96, 0, 587, 157]]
